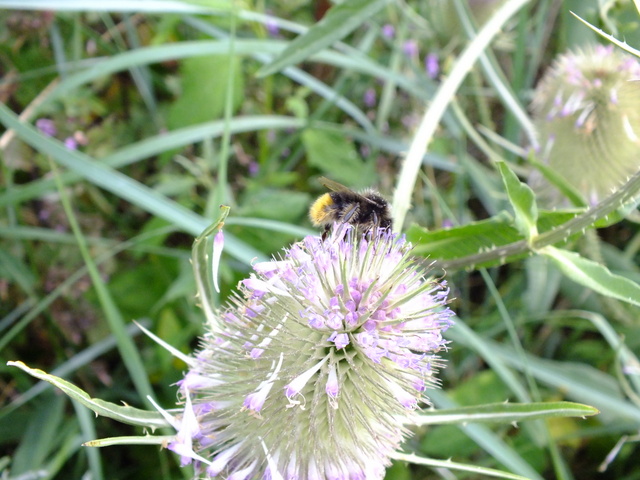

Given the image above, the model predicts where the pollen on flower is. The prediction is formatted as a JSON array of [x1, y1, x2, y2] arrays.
[[171, 227, 454, 480]]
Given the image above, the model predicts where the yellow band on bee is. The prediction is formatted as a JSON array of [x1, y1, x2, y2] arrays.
[[309, 193, 333, 225]]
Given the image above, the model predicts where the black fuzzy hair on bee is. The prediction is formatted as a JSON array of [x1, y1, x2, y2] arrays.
[[309, 177, 392, 239]]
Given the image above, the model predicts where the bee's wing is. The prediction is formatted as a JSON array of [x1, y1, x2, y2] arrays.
[[318, 176, 352, 193]]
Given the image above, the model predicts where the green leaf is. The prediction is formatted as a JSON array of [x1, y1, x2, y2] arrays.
[[407, 212, 520, 261], [257, 0, 391, 77], [528, 156, 587, 208], [302, 128, 376, 188], [406, 210, 578, 270], [497, 161, 538, 238], [414, 401, 598, 426], [8, 361, 169, 429], [239, 189, 310, 222], [168, 55, 243, 129], [0, 249, 36, 297], [11, 394, 66, 474], [542, 246, 640, 307]]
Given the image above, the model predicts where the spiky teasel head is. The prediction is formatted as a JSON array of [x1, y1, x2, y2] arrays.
[[169, 227, 454, 480], [531, 44, 640, 205]]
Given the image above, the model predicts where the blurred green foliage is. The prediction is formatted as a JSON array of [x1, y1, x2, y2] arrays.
[[1, 1, 639, 479]]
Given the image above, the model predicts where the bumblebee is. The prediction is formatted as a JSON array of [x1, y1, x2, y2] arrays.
[[309, 177, 392, 239]]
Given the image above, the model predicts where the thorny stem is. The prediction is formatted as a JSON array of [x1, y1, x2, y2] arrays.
[[434, 169, 640, 271]]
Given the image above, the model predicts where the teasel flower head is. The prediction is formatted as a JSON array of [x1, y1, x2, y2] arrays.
[[169, 226, 454, 479], [531, 44, 640, 205]]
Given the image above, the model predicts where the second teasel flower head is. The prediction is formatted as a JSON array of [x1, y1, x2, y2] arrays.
[[172, 227, 454, 479], [531, 44, 640, 205]]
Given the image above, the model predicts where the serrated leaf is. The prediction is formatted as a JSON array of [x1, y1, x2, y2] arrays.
[[257, 0, 391, 77], [542, 246, 640, 307], [497, 161, 538, 238], [406, 210, 578, 270], [8, 361, 169, 429], [413, 401, 598, 426], [407, 211, 521, 260]]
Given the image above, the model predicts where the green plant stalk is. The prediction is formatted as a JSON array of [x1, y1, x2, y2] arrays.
[[49, 161, 156, 408], [392, 452, 537, 480], [392, 0, 532, 230], [434, 169, 640, 270]]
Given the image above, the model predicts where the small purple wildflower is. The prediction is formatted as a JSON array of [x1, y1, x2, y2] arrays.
[[363, 87, 376, 108], [442, 219, 454, 229], [248, 160, 259, 177], [265, 17, 279, 37], [36, 118, 57, 137], [64, 137, 78, 150], [425, 52, 440, 79], [402, 39, 419, 58], [86, 38, 97, 55], [170, 227, 454, 479], [402, 113, 420, 129], [381, 23, 395, 39]]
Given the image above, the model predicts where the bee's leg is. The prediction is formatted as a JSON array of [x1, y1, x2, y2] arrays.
[[321, 224, 331, 241], [342, 205, 359, 223]]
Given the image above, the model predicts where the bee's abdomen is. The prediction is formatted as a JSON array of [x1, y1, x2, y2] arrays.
[[309, 193, 335, 225]]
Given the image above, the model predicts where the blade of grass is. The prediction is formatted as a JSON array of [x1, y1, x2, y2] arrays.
[[257, 0, 391, 77], [449, 328, 640, 423], [0, 116, 305, 209], [429, 389, 544, 480], [5, 39, 444, 125], [49, 160, 156, 408], [3, 321, 149, 415], [453, 0, 538, 149], [0, 102, 266, 264], [392, 452, 535, 480], [415, 401, 598, 425], [72, 399, 104, 480], [0, 0, 217, 12], [184, 16, 375, 134], [392, 0, 532, 231]]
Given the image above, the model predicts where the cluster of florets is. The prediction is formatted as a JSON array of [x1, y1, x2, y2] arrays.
[[531, 44, 640, 204], [168, 227, 453, 480]]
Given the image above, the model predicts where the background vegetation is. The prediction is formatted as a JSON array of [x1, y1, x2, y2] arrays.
[[1, 0, 639, 479]]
